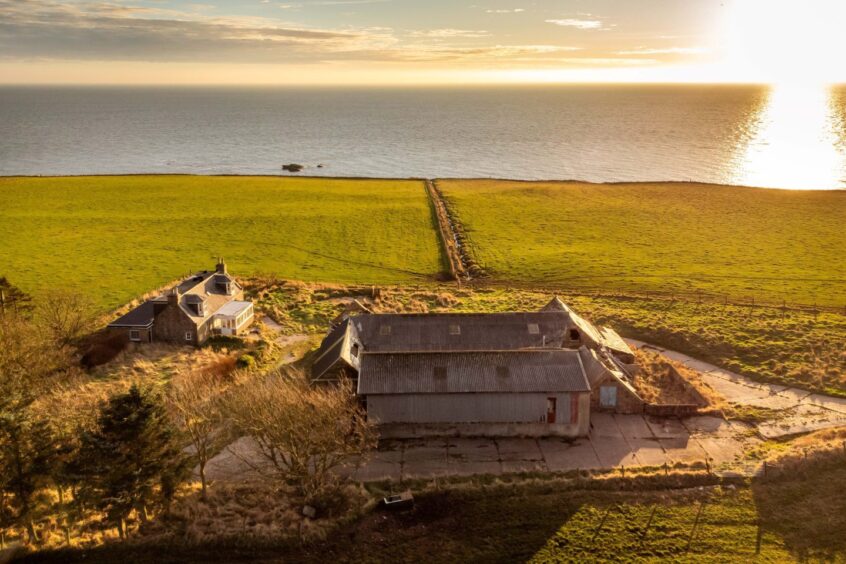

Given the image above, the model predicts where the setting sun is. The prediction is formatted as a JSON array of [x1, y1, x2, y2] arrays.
[[722, 0, 846, 85]]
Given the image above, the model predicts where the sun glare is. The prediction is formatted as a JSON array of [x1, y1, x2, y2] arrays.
[[722, 0, 846, 86], [734, 84, 846, 189]]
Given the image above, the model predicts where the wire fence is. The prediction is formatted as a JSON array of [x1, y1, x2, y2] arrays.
[[466, 279, 846, 317]]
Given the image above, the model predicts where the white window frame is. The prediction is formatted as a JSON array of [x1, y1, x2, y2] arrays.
[[129, 329, 141, 342], [185, 331, 193, 342]]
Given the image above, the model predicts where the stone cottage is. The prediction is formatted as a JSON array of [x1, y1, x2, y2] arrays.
[[108, 260, 254, 346]]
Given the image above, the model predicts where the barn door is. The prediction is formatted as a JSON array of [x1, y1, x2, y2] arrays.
[[600, 386, 618, 409], [546, 397, 557, 423]]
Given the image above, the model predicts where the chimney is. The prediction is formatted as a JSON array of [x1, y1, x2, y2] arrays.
[[168, 286, 181, 306], [216, 257, 227, 275]]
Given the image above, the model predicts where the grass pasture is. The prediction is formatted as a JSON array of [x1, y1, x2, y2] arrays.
[[0, 176, 443, 309], [439, 179, 846, 306]]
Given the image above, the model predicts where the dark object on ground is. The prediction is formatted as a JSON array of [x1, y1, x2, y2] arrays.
[[382, 490, 414, 511], [80, 332, 128, 369], [282, 163, 304, 172], [317, 164, 324, 168]]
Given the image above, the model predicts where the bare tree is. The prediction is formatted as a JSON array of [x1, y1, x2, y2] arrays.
[[167, 371, 228, 499], [35, 291, 98, 350], [0, 313, 68, 544], [224, 370, 376, 504]]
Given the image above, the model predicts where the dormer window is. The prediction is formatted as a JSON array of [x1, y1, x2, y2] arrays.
[[380, 325, 392, 336], [528, 323, 540, 335], [449, 324, 461, 335], [351, 343, 360, 358], [195, 302, 204, 317], [569, 329, 580, 341]]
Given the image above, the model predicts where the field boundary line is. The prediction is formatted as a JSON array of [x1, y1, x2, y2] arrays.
[[425, 179, 467, 282]]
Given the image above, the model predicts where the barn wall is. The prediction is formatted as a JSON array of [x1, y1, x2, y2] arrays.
[[589, 372, 644, 414], [367, 392, 582, 425], [370, 391, 591, 438]]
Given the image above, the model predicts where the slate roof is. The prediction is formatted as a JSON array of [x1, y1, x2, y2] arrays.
[[177, 270, 242, 326], [108, 301, 159, 328], [358, 350, 590, 395]]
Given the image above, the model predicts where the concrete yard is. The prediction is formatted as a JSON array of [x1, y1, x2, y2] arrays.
[[204, 341, 843, 484], [205, 412, 760, 483]]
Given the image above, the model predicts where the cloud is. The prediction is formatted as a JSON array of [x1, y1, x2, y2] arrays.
[[485, 8, 525, 13], [616, 47, 707, 55], [409, 28, 491, 38], [0, 0, 398, 63], [392, 44, 582, 62], [545, 18, 605, 30]]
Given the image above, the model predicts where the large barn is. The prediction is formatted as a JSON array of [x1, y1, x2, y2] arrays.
[[312, 298, 643, 437]]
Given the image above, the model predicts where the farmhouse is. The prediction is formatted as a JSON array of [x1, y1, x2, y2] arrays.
[[312, 298, 643, 437], [108, 260, 254, 346]]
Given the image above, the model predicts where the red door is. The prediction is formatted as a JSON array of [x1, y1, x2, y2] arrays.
[[546, 397, 557, 424]]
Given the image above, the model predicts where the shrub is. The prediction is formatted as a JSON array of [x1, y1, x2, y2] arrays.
[[203, 335, 246, 352], [80, 332, 128, 370], [236, 354, 256, 369]]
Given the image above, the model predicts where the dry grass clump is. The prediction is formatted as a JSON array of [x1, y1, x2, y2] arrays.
[[139, 482, 370, 546], [632, 349, 719, 407]]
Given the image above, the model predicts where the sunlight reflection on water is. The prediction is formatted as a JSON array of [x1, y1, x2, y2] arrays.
[[733, 84, 846, 189]]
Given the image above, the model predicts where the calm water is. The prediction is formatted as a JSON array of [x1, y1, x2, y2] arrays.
[[2, 85, 845, 189]]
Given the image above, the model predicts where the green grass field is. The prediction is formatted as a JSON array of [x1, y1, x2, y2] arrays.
[[439, 180, 846, 306], [0, 176, 443, 309]]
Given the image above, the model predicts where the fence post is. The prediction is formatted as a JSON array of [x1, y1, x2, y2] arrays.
[[686, 501, 706, 553]]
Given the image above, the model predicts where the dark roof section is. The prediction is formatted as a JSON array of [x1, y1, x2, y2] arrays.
[[358, 350, 590, 394], [108, 301, 157, 328], [312, 318, 351, 380], [348, 312, 570, 353], [184, 294, 207, 304]]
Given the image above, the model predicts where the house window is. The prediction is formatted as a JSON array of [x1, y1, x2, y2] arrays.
[[185, 331, 193, 342], [129, 330, 141, 342], [449, 324, 461, 335], [569, 329, 580, 341], [351, 343, 360, 358], [379, 325, 392, 336], [527, 323, 540, 335]]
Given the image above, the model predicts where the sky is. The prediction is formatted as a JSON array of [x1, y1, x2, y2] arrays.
[[1, 0, 845, 85]]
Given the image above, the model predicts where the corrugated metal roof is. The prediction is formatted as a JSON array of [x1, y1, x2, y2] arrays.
[[600, 327, 635, 358], [351, 311, 571, 353], [359, 350, 590, 394], [312, 318, 350, 379], [578, 347, 611, 388]]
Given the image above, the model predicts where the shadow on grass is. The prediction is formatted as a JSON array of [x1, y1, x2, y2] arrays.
[[753, 452, 846, 561]]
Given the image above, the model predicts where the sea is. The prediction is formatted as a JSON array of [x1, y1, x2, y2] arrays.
[[1, 85, 845, 189]]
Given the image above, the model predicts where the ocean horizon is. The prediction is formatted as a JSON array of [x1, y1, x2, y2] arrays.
[[2, 84, 845, 189]]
